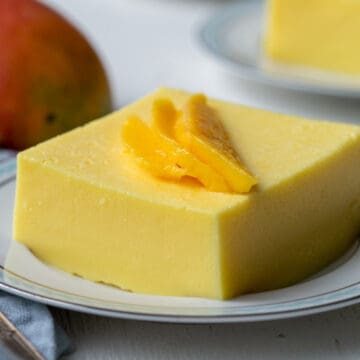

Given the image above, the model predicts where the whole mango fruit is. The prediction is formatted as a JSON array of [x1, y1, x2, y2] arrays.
[[0, 0, 112, 149]]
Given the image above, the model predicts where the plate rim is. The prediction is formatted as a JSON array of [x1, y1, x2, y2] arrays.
[[198, 0, 360, 98], [2, 277, 360, 323]]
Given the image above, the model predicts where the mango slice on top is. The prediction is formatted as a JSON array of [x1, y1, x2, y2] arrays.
[[123, 110, 230, 192], [152, 98, 177, 139], [174, 94, 258, 193], [152, 100, 230, 191], [122, 116, 186, 180], [122, 94, 257, 193]]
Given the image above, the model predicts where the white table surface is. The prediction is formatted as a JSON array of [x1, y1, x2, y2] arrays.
[[40, 0, 360, 359]]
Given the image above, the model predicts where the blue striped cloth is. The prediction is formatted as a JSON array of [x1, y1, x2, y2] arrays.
[[0, 292, 73, 360]]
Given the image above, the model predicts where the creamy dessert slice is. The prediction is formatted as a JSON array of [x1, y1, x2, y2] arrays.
[[264, 0, 360, 74], [13, 88, 360, 300]]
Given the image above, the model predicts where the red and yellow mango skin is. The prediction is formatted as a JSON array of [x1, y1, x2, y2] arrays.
[[0, 0, 112, 149]]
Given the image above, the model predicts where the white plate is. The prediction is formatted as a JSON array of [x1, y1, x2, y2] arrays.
[[1, 153, 360, 323], [199, 0, 360, 98]]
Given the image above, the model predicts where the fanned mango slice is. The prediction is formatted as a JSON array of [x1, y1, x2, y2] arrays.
[[122, 116, 186, 180], [122, 94, 257, 193], [174, 94, 257, 193], [122, 113, 230, 192], [152, 99, 177, 139]]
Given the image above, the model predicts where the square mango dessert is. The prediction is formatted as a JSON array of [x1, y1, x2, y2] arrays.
[[13, 88, 360, 300], [264, 0, 360, 74]]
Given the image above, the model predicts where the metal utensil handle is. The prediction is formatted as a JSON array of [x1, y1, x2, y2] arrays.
[[0, 311, 45, 360]]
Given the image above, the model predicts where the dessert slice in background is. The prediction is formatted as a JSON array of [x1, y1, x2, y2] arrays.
[[264, 0, 360, 74]]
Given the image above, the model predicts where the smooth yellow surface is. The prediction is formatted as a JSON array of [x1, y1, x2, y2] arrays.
[[264, 0, 360, 74], [13, 88, 360, 299]]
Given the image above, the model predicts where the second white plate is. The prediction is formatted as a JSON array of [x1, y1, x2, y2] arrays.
[[199, 0, 360, 98]]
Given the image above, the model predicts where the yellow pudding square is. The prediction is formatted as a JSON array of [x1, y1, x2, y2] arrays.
[[13, 88, 360, 299]]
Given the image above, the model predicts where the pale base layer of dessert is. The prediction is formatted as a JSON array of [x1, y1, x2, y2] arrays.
[[264, 0, 360, 75], [13, 88, 360, 299]]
